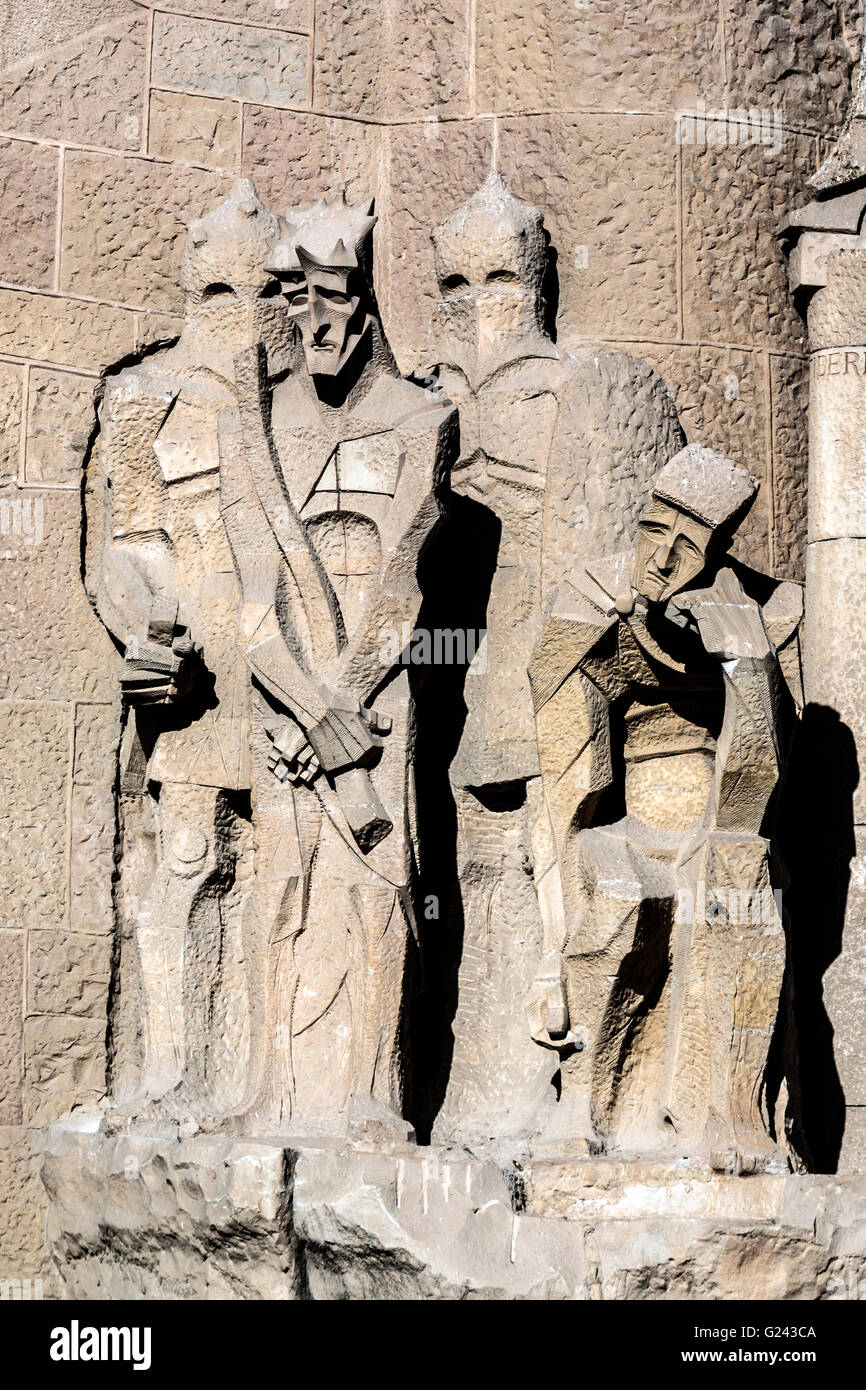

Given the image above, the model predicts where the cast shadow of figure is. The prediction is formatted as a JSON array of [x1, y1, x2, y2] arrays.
[[408, 492, 500, 1143], [777, 703, 859, 1172], [541, 231, 559, 344]]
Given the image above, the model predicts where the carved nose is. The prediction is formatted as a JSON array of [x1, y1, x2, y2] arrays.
[[309, 298, 328, 335], [655, 541, 674, 571]]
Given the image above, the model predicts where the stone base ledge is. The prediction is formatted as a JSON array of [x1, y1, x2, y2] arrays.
[[41, 1130, 866, 1300]]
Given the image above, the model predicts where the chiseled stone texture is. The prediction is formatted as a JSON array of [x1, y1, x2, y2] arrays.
[[148, 91, 240, 170], [0, 492, 117, 702], [242, 106, 381, 213], [475, 0, 725, 115], [0, 139, 57, 289], [498, 116, 678, 344], [0, 934, 24, 1125], [726, 0, 863, 133], [70, 702, 119, 939], [771, 354, 809, 580], [0, 13, 147, 150], [0, 364, 23, 487], [0, 291, 135, 373], [152, 13, 307, 107], [384, 121, 493, 367], [0, 1128, 53, 1286], [823, 832, 866, 1107], [313, 0, 470, 119], [61, 154, 228, 312], [157, 0, 308, 26], [0, 702, 69, 932], [25, 370, 97, 487], [42, 1136, 866, 1300], [683, 136, 816, 351], [28, 932, 111, 1019], [804, 537, 866, 824], [23, 1016, 106, 1126]]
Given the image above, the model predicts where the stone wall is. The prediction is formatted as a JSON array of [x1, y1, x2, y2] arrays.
[[0, 0, 861, 1291]]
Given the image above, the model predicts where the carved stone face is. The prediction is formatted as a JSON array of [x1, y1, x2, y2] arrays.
[[281, 263, 365, 377], [436, 225, 544, 350], [631, 499, 713, 604], [187, 275, 285, 355]]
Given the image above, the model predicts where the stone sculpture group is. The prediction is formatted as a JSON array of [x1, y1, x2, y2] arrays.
[[84, 174, 802, 1175]]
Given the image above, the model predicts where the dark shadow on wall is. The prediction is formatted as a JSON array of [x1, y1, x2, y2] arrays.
[[541, 231, 559, 345], [408, 492, 500, 1143], [777, 702, 859, 1173]]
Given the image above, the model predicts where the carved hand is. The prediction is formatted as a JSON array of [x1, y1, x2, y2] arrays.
[[268, 697, 392, 785], [667, 566, 771, 662], [121, 608, 201, 706]]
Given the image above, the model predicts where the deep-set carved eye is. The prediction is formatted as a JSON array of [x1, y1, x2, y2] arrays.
[[442, 273, 469, 291], [485, 269, 519, 284], [317, 287, 350, 305], [258, 280, 282, 299], [201, 282, 237, 300]]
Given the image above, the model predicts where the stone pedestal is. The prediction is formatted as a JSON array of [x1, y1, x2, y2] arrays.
[[42, 1130, 866, 1300]]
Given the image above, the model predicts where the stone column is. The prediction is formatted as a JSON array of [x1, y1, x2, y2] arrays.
[[785, 68, 866, 1172]]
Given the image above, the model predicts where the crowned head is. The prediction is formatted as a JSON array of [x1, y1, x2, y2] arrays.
[[266, 191, 378, 377]]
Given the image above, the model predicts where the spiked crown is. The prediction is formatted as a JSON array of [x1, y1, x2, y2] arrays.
[[267, 191, 377, 274]]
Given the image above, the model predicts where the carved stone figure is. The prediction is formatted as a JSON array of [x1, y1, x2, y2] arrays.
[[85, 180, 292, 1118], [222, 192, 458, 1140], [527, 446, 803, 1172], [425, 173, 686, 1144]]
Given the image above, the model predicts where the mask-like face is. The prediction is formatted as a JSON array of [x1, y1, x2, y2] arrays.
[[189, 275, 286, 355], [281, 263, 365, 377], [631, 499, 713, 604], [436, 228, 543, 354]]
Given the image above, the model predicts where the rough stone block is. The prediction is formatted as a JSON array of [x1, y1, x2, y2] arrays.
[[0, 364, 23, 488], [0, 0, 137, 68], [385, 120, 493, 369], [171, 0, 307, 26], [0, 702, 69, 932], [0, 139, 57, 288], [682, 135, 817, 351], [0, 1127, 52, 1284], [70, 783, 115, 937], [0, 14, 147, 150], [25, 370, 97, 487], [242, 106, 381, 214], [838, 1109, 866, 1177], [152, 14, 307, 107], [134, 311, 183, 353], [476, 0, 724, 115], [61, 153, 228, 312], [0, 492, 117, 702], [726, 0, 861, 135], [28, 931, 111, 1019], [771, 354, 809, 580], [313, 0, 470, 119], [0, 935, 24, 1126], [0, 291, 135, 372], [498, 115, 678, 345], [23, 1016, 106, 1126], [73, 702, 120, 787], [148, 90, 240, 169]]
